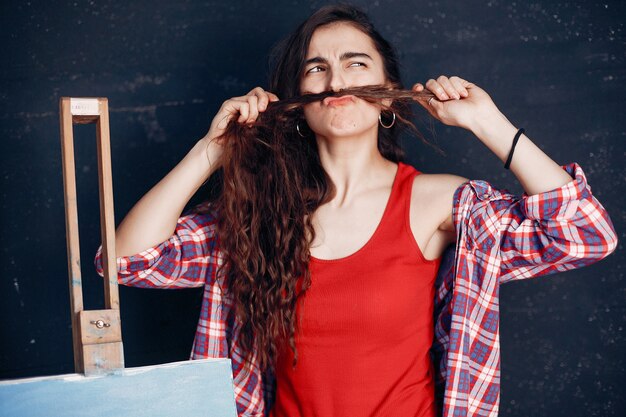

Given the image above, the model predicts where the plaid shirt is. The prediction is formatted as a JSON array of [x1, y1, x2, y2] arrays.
[[95, 162, 618, 417]]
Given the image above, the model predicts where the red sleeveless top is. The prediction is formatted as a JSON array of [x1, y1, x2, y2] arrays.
[[269, 162, 442, 417]]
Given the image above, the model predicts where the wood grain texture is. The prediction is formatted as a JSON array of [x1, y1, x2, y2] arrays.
[[79, 310, 122, 345], [82, 341, 124, 375], [59, 97, 85, 373]]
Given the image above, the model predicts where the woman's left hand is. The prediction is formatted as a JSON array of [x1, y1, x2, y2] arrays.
[[413, 75, 501, 132]]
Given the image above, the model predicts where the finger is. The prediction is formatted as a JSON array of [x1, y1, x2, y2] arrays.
[[258, 91, 278, 111], [450, 76, 472, 87], [425, 79, 450, 100], [256, 92, 269, 111], [237, 102, 250, 123], [449, 76, 469, 97], [247, 86, 265, 97], [211, 97, 250, 132], [215, 100, 237, 129], [259, 92, 280, 111], [412, 90, 436, 109], [246, 87, 267, 110], [248, 87, 280, 111], [221, 96, 246, 115], [437, 75, 460, 100], [246, 95, 259, 123], [411, 83, 426, 104], [455, 77, 477, 91]]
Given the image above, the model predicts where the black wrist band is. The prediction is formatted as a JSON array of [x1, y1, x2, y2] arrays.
[[504, 128, 525, 170]]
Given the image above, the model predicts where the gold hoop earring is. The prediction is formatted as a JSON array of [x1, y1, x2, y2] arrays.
[[296, 121, 307, 138], [379, 112, 396, 129]]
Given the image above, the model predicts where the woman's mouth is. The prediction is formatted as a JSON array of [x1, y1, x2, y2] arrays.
[[323, 95, 356, 107]]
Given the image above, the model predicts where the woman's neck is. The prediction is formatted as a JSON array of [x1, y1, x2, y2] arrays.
[[315, 133, 397, 208]]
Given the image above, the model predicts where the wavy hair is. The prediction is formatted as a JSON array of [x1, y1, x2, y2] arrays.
[[209, 5, 439, 373]]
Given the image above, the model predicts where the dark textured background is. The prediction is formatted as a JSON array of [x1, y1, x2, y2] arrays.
[[1, 1, 624, 416]]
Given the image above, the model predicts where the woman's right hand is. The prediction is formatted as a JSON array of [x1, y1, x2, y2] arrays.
[[200, 87, 279, 169], [203, 87, 280, 146]]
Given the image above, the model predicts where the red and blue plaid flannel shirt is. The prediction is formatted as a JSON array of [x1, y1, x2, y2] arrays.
[[95, 162, 617, 417]]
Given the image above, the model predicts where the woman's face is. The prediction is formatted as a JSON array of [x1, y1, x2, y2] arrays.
[[299, 22, 388, 139]]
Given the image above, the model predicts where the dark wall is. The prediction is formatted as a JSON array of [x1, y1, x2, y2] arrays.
[[1, 1, 624, 416]]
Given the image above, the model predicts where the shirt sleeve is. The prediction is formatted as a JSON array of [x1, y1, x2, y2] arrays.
[[94, 203, 221, 289], [462, 162, 618, 284]]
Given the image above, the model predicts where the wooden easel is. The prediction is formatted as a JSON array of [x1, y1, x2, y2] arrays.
[[0, 97, 238, 417], [59, 97, 124, 375]]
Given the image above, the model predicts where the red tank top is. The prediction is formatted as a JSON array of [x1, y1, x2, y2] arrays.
[[269, 162, 442, 417]]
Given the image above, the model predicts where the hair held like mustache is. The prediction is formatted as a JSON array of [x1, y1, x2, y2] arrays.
[[216, 85, 438, 151], [269, 85, 435, 113]]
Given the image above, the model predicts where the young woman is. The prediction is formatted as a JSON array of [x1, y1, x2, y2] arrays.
[[95, 5, 617, 417]]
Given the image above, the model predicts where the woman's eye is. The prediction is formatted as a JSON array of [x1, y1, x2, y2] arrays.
[[306, 66, 325, 74], [349, 62, 366, 68]]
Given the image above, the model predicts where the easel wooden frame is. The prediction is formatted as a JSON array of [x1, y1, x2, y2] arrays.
[[59, 97, 124, 375], [0, 98, 238, 416]]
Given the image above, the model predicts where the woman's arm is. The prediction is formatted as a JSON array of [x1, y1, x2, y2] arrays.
[[449, 163, 618, 282], [418, 76, 617, 272], [95, 87, 279, 288], [115, 137, 218, 257], [95, 207, 221, 288], [415, 76, 572, 196], [470, 111, 573, 194], [115, 87, 279, 257]]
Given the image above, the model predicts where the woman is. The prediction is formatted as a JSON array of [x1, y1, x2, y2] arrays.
[[95, 5, 617, 417]]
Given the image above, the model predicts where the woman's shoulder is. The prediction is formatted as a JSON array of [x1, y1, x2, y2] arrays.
[[411, 170, 470, 200], [409, 169, 470, 232]]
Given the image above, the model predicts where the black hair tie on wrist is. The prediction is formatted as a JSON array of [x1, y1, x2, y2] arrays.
[[504, 128, 525, 170]]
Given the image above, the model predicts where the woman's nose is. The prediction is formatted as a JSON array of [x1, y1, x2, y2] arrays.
[[328, 68, 347, 92]]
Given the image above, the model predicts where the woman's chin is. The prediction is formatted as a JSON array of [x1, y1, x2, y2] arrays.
[[314, 127, 373, 141], [315, 118, 377, 138], [330, 119, 359, 132]]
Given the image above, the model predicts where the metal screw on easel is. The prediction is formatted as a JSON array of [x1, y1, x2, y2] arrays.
[[90, 320, 111, 329]]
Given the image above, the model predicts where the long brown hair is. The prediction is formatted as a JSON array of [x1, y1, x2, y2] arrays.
[[210, 6, 438, 373]]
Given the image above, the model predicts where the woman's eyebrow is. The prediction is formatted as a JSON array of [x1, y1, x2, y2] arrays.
[[304, 52, 374, 66], [340, 52, 373, 61]]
